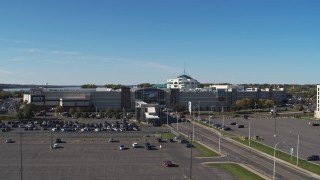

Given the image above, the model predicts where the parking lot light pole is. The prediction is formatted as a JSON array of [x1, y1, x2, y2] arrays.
[[249, 121, 251, 147], [166, 109, 168, 125], [296, 133, 300, 166], [219, 129, 221, 154], [189, 131, 193, 180], [18, 132, 24, 180], [176, 112, 179, 133]]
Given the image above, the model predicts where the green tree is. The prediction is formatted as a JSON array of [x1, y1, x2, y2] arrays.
[[23, 104, 35, 120], [69, 107, 75, 115], [137, 83, 152, 88], [16, 110, 24, 120], [264, 100, 274, 108], [81, 84, 97, 88], [104, 84, 123, 89], [56, 106, 64, 114]]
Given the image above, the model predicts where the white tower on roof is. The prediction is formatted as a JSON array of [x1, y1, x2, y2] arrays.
[[166, 69, 200, 89]]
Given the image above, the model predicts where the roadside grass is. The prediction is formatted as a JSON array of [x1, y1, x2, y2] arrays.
[[205, 163, 264, 180], [160, 132, 176, 139], [192, 141, 219, 157], [233, 138, 320, 175]]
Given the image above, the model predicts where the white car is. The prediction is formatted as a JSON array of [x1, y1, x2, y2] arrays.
[[132, 142, 138, 148]]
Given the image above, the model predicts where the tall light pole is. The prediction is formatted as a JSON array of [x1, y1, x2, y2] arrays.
[[166, 108, 169, 125], [189, 133, 194, 180], [274, 116, 277, 137], [222, 106, 225, 126], [249, 120, 251, 147], [197, 103, 200, 121], [296, 133, 300, 166], [273, 141, 284, 180], [176, 112, 179, 133], [18, 133, 24, 180], [219, 129, 221, 154]]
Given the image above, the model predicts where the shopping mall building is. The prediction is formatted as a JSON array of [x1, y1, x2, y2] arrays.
[[23, 74, 287, 121]]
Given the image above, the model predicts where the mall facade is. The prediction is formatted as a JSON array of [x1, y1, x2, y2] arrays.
[[23, 86, 287, 121]]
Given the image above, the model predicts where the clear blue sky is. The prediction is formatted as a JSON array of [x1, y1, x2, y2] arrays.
[[1, 0, 319, 85]]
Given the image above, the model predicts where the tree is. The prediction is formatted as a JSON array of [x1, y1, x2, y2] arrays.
[[137, 83, 152, 88], [104, 84, 123, 89], [16, 110, 24, 121], [81, 84, 97, 88], [56, 106, 64, 115], [264, 100, 274, 108], [69, 107, 75, 115], [23, 104, 35, 120]]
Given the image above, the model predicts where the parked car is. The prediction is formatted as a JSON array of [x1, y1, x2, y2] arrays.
[[55, 138, 62, 143], [186, 143, 194, 148], [119, 145, 125, 150], [312, 123, 320, 126], [307, 155, 320, 161], [163, 160, 174, 167], [132, 142, 138, 148], [237, 124, 244, 128], [53, 143, 61, 149], [5, 139, 14, 143], [230, 122, 237, 125]]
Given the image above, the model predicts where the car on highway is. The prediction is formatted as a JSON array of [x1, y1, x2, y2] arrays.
[[307, 155, 320, 161]]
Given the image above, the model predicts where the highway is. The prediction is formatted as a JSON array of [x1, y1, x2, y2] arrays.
[[176, 121, 317, 180]]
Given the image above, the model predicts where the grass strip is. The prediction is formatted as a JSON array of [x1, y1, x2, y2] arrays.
[[160, 132, 176, 139], [192, 141, 219, 157], [232, 138, 320, 175], [205, 163, 264, 180]]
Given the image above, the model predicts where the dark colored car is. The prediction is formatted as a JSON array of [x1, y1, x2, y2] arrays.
[[237, 124, 244, 128], [307, 155, 320, 161], [312, 123, 320, 126], [55, 138, 62, 143], [230, 122, 237, 125], [186, 143, 194, 148]]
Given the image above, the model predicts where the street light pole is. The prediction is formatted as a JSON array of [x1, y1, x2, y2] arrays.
[[222, 106, 224, 126], [19, 133, 24, 180], [166, 109, 168, 125], [189, 130, 193, 180], [296, 133, 300, 166], [273, 106, 277, 137], [176, 112, 179, 133], [273, 142, 280, 180], [273, 141, 284, 180], [219, 129, 221, 154], [249, 121, 251, 147]]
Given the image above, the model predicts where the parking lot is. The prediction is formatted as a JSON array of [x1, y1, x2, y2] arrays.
[[0, 124, 234, 180]]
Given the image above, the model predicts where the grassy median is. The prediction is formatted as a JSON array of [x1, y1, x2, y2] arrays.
[[233, 137, 320, 175], [192, 141, 219, 157], [205, 163, 264, 180]]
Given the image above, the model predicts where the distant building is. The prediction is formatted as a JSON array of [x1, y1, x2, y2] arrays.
[[315, 85, 320, 118], [166, 73, 200, 90]]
